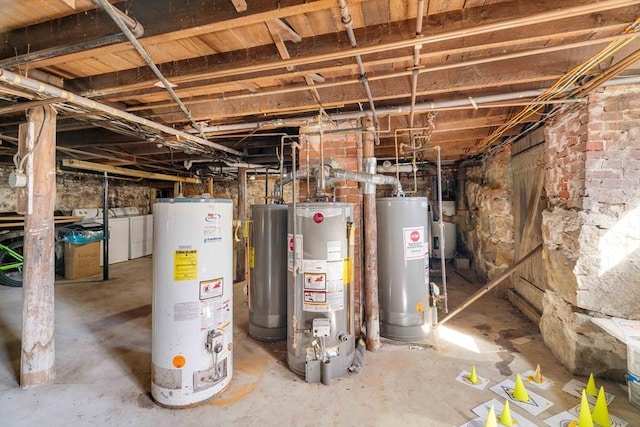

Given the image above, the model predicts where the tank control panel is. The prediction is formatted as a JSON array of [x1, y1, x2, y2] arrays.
[[312, 318, 331, 337]]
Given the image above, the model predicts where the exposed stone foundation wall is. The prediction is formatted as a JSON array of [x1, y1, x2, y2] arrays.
[[0, 166, 152, 214], [541, 85, 640, 378], [461, 145, 515, 288]]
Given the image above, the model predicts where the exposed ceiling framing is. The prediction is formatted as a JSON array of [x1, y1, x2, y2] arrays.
[[0, 0, 639, 179]]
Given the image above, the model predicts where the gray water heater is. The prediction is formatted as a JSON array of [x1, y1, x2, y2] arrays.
[[249, 204, 288, 341], [287, 202, 355, 384], [377, 197, 436, 341]]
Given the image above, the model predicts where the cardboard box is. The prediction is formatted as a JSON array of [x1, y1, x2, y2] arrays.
[[64, 241, 101, 279]]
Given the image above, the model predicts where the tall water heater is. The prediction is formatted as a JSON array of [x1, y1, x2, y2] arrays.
[[249, 204, 288, 341], [377, 197, 436, 341], [152, 198, 233, 407], [287, 202, 355, 384]]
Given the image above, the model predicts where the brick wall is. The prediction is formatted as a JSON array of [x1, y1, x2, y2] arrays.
[[540, 84, 640, 377]]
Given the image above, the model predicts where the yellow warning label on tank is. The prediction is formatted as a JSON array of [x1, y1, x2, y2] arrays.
[[249, 247, 255, 269], [416, 302, 424, 313], [174, 249, 198, 281], [343, 258, 351, 284], [172, 354, 186, 368]]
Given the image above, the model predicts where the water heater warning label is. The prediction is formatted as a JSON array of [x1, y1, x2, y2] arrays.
[[174, 249, 198, 280], [403, 226, 425, 260]]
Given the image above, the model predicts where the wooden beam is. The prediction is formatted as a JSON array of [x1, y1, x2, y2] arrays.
[[436, 244, 543, 328], [229, 0, 247, 12], [61, 159, 201, 183], [21, 105, 57, 388], [3, 0, 359, 66], [66, 4, 636, 96]]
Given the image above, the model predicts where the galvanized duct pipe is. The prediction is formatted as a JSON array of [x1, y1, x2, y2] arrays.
[[0, 68, 242, 156], [272, 170, 309, 203], [330, 168, 403, 196], [337, 0, 380, 137], [92, 0, 208, 141]]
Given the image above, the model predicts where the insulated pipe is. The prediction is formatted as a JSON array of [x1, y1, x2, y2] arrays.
[[92, 0, 208, 141], [362, 120, 381, 350], [337, 0, 380, 136], [0, 68, 242, 156]]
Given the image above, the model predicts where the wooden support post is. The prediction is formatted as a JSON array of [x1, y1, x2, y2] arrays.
[[21, 105, 57, 388], [236, 168, 247, 281], [207, 177, 214, 196], [436, 243, 543, 328], [362, 118, 380, 351]]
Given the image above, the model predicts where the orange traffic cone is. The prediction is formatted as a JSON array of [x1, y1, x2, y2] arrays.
[[532, 364, 543, 384]]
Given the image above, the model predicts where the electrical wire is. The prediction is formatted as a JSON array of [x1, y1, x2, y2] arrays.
[[470, 16, 640, 155]]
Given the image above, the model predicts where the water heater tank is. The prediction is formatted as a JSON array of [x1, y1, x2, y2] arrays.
[[287, 202, 355, 384], [377, 197, 436, 341], [249, 204, 288, 341], [151, 198, 233, 407]]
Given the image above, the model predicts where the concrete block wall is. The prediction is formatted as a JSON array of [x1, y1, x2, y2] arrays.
[[299, 122, 364, 333], [541, 84, 640, 378]]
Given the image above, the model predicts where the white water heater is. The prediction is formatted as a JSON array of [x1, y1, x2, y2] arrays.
[[152, 198, 233, 407]]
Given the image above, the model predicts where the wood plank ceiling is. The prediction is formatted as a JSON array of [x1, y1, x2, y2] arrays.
[[0, 0, 639, 178]]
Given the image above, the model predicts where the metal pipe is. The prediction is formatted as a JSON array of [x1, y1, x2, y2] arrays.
[[435, 146, 448, 313], [102, 172, 109, 281], [330, 168, 403, 196], [272, 170, 309, 203], [0, 67, 241, 156], [337, 0, 380, 136], [409, 0, 425, 130], [92, 0, 208, 141]]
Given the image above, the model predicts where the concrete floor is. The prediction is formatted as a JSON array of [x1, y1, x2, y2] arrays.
[[0, 257, 637, 426]]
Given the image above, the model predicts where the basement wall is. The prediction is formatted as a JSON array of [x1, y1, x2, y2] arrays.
[[0, 166, 289, 219], [460, 145, 515, 291], [0, 167, 152, 214], [540, 85, 640, 378]]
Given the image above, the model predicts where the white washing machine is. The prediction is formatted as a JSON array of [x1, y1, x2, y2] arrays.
[[129, 214, 153, 259], [111, 207, 154, 260], [72, 208, 130, 265]]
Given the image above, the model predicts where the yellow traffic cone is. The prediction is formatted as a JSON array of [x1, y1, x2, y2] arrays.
[[586, 373, 597, 396], [578, 389, 594, 427], [485, 404, 498, 427], [512, 374, 530, 402], [533, 364, 543, 384], [467, 365, 480, 384], [592, 386, 611, 427], [498, 399, 514, 426]]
